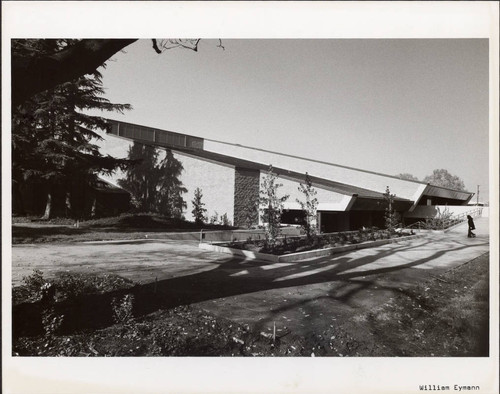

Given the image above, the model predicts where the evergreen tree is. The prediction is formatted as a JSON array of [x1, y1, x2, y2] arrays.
[[118, 143, 160, 212], [118, 145, 187, 216], [191, 188, 207, 225], [259, 166, 289, 248], [12, 39, 132, 219], [157, 149, 187, 218], [296, 172, 319, 240]]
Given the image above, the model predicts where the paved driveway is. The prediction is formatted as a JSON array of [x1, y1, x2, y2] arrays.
[[11, 240, 227, 287], [11, 217, 489, 335]]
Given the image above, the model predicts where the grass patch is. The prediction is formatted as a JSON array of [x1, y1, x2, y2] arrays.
[[12, 213, 236, 244]]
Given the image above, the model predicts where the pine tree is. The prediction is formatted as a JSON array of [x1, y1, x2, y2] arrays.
[[118, 143, 160, 212], [12, 39, 132, 219], [118, 146, 187, 216], [191, 188, 207, 225], [157, 149, 188, 218], [296, 172, 319, 240], [259, 166, 289, 248]]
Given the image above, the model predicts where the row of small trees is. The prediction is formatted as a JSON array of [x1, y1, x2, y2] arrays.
[[259, 167, 401, 248]]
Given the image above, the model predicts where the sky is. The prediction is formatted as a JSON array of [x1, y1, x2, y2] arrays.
[[90, 38, 489, 198]]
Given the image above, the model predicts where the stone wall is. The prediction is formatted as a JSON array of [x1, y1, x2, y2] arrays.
[[233, 168, 260, 227]]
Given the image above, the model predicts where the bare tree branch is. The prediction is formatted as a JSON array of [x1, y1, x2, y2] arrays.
[[151, 39, 162, 54], [154, 39, 201, 53]]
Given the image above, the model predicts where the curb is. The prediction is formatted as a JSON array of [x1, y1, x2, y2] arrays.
[[81, 239, 179, 245], [199, 234, 426, 263]]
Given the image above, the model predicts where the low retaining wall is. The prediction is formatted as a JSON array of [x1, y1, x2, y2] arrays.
[[199, 234, 425, 263]]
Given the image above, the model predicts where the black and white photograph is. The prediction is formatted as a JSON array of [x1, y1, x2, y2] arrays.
[[2, 2, 499, 393]]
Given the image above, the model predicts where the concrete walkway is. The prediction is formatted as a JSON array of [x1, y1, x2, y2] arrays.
[[11, 217, 489, 335]]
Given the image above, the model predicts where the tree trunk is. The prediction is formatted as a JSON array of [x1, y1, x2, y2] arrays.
[[12, 181, 25, 215], [91, 197, 97, 218], [41, 191, 52, 220], [65, 191, 72, 218]]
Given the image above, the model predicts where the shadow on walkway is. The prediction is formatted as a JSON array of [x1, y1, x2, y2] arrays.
[[13, 236, 488, 338]]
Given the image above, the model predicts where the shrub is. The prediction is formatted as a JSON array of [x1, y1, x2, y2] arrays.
[[41, 307, 64, 337], [111, 294, 135, 324], [21, 269, 46, 301], [424, 207, 455, 230], [57, 272, 135, 301], [16, 270, 136, 304]]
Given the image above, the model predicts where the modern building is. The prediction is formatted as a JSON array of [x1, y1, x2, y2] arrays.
[[102, 120, 474, 231]]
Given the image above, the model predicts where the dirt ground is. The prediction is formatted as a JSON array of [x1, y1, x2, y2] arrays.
[[11, 218, 490, 352]]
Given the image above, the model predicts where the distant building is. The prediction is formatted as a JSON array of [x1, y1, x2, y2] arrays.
[[104, 120, 474, 230], [14, 177, 131, 219]]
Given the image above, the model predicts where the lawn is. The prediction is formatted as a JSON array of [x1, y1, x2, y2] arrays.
[[12, 213, 234, 244]]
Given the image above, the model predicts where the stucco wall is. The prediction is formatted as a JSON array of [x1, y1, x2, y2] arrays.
[[176, 152, 235, 224], [207, 141, 426, 201], [93, 130, 132, 185], [258, 172, 349, 223], [94, 131, 236, 223], [264, 173, 347, 209], [403, 205, 483, 219]]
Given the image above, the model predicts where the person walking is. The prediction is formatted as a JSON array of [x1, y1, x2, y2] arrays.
[[467, 215, 476, 238]]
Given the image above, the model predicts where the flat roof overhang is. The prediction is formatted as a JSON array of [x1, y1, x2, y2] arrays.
[[349, 196, 413, 212], [419, 184, 474, 204]]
